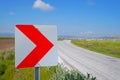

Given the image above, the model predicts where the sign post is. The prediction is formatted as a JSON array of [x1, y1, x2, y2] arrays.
[[15, 24, 57, 80], [34, 67, 40, 80]]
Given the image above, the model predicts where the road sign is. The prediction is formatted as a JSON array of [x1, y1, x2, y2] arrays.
[[15, 25, 57, 68]]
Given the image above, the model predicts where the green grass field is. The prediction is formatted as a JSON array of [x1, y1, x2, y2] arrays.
[[58, 38, 64, 41], [0, 50, 96, 80], [0, 37, 14, 39], [0, 50, 56, 80], [71, 40, 120, 58]]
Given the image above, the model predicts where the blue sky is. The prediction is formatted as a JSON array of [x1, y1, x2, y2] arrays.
[[0, 0, 120, 37]]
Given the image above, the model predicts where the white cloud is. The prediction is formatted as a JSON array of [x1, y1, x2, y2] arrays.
[[9, 12, 15, 15], [33, 0, 54, 11]]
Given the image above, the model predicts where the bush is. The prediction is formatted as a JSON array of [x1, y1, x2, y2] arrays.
[[0, 50, 14, 61], [0, 51, 5, 61], [3, 52, 14, 60], [0, 63, 7, 75], [50, 64, 96, 80]]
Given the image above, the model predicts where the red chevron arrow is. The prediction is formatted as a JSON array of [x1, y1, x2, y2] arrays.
[[16, 25, 54, 68]]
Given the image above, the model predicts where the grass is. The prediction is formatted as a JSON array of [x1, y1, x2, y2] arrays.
[[0, 50, 56, 80], [58, 38, 65, 41], [0, 37, 14, 39], [71, 39, 120, 58], [0, 50, 96, 80]]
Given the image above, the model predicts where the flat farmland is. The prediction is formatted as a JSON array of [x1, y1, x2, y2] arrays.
[[0, 38, 14, 51], [71, 39, 120, 58]]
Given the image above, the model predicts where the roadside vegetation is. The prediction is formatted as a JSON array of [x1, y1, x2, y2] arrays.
[[58, 38, 65, 41], [0, 37, 14, 39], [0, 50, 96, 80], [71, 39, 120, 58]]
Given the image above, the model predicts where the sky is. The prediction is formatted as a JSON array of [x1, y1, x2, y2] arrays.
[[0, 0, 120, 37]]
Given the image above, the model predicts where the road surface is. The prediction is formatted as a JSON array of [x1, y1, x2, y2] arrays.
[[58, 40, 120, 80]]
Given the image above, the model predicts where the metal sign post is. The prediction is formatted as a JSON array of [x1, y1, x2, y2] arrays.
[[34, 67, 40, 80]]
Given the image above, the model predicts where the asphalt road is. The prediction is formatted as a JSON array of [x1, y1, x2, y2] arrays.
[[58, 40, 120, 80]]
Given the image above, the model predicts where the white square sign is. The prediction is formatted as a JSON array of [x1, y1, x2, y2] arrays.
[[15, 25, 57, 68]]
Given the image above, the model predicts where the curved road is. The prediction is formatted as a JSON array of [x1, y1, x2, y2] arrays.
[[58, 40, 120, 80]]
